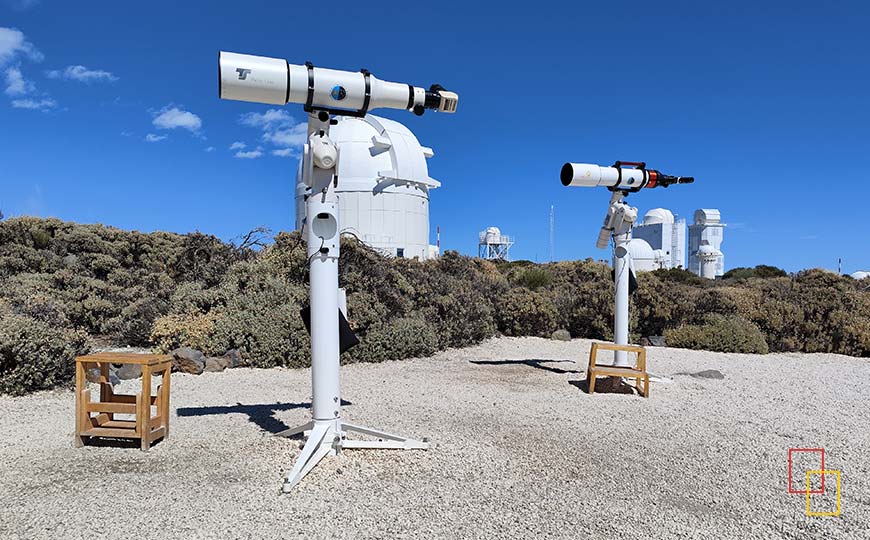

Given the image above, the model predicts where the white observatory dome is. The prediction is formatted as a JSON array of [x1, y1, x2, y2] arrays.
[[622, 238, 663, 272], [484, 227, 502, 243], [851, 271, 870, 280], [643, 208, 675, 226], [295, 114, 439, 260]]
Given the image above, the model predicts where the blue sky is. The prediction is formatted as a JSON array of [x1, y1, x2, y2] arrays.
[[1, 0, 868, 272]]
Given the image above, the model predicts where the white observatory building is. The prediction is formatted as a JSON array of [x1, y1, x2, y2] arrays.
[[295, 114, 440, 260], [630, 208, 687, 271], [688, 209, 725, 279], [478, 227, 514, 261]]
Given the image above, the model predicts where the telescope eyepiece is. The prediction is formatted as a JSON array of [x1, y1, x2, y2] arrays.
[[657, 174, 695, 187]]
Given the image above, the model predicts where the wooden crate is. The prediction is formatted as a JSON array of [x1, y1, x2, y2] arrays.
[[586, 342, 650, 398], [75, 353, 171, 451]]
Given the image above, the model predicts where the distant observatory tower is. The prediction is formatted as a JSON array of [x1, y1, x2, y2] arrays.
[[688, 209, 725, 279], [294, 114, 440, 259], [478, 227, 513, 261]]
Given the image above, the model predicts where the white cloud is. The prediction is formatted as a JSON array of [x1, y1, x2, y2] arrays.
[[229, 141, 246, 150], [234, 148, 263, 159], [272, 148, 296, 158], [0, 27, 43, 66], [145, 133, 167, 142], [4, 66, 33, 96], [239, 108, 306, 158], [11, 97, 55, 111], [46, 65, 117, 83], [263, 124, 308, 148], [152, 105, 202, 133], [239, 109, 293, 129], [120, 131, 133, 137], [204, 146, 215, 152]]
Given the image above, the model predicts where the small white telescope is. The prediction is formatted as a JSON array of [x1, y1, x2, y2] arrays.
[[561, 161, 694, 191], [219, 51, 458, 116], [561, 160, 694, 370]]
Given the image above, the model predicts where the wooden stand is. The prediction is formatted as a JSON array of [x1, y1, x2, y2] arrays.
[[586, 342, 649, 397], [74, 353, 171, 451]]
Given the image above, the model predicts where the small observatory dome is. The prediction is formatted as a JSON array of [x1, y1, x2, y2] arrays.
[[643, 208, 675, 226], [295, 114, 439, 260], [850, 271, 869, 280], [623, 238, 661, 272]]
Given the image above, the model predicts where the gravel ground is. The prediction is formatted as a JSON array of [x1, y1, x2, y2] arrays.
[[1, 337, 868, 539]]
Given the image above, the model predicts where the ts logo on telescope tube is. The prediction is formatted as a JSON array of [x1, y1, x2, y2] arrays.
[[236, 68, 251, 80], [330, 85, 347, 101]]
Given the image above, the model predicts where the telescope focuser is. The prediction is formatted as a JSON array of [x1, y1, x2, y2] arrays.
[[415, 84, 459, 116]]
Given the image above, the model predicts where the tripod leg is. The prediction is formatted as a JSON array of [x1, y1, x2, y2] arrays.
[[342, 422, 429, 450], [281, 422, 331, 492]]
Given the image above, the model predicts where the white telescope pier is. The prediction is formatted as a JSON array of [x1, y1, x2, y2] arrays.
[[219, 51, 458, 491]]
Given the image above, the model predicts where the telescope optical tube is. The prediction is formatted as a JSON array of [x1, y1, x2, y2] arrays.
[[561, 162, 694, 191], [219, 52, 458, 116]]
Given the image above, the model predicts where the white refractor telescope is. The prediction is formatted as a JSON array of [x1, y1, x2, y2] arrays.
[[562, 161, 693, 368], [219, 51, 458, 116], [219, 51, 457, 493]]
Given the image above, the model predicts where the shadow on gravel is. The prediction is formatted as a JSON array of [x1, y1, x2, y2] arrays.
[[82, 437, 164, 449], [470, 359, 582, 375], [568, 378, 638, 396], [177, 400, 352, 434]]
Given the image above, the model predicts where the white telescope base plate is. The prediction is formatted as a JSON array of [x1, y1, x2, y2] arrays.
[[277, 419, 429, 492]]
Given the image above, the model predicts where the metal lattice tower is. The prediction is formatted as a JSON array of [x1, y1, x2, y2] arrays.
[[478, 227, 514, 261]]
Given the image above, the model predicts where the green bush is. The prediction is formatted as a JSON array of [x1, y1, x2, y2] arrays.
[[0, 313, 88, 395], [512, 267, 553, 290], [346, 317, 438, 363], [495, 288, 558, 337], [665, 314, 769, 354], [723, 265, 788, 280]]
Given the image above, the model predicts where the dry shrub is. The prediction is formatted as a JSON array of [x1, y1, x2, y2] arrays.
[[0, 313, 88, 395], [495, 288, 557, 337], [665, 314, 769, 354]]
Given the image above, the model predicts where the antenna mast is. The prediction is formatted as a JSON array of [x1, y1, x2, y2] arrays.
[[549, 205, 555, 262]]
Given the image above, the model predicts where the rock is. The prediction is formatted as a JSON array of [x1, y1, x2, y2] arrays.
[[204, 358, 226, 373], [116, 364, 142, 380], [171, 347, 205, 375], [86, 367, 120, 385], [215, 356, 232, 370], [641, 335, 666, 347], [551, 329, 571, 341], [689, 369, 725, 380], [220, 349, 243, 368]]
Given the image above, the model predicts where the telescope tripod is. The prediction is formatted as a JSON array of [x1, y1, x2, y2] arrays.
[[278, 110, 428, 493]]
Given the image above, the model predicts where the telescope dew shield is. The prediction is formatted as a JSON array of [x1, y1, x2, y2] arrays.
[[561, 163, 645, 189], [219, 51, 459, 116], [219, 51, 288, 105]]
